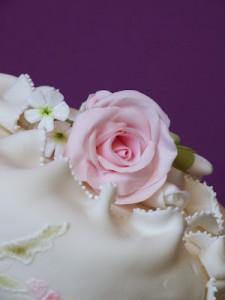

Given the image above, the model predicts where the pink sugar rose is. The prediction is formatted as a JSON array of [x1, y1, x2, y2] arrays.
[[65, 90, 177, 204]]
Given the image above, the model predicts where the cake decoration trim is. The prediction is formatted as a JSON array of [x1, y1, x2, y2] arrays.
[[207, 277, 218, 300], [130, 207, 185, 237], [26, 278, 48, 298], [26, 278, 60, 300], [0, 223, 69, 264], [0, 74, 34, 132], [0, 275, 27, 293], [185, 211, 222, 235], [184, 176, 224, 233], [184, 231, 216, 256], [0, 276, 61, 299], [41, 289, 60, 300]]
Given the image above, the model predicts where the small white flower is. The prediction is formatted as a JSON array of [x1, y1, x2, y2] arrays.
[[45, 121, 71, 158], [24, 89, 70, 132]]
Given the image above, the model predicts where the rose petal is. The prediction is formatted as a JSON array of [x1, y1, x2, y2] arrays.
[[88, 130, 102, 170], [143, 121, 177, 186], [65, 106, 120, 165], [97, 135, 125, 167], [114, 134, 141, 160], [97, 133, 142, 167], [98, 140, 155, 173], [85, 90, 112, 109], [83, 163, 149, 195], [113, 138, 132, 160], [115, 121, 177, 203], [88, 90, 170, 127], [96, 122, 127, 146], [111, 106, 152, 143], [116, 176, 167, 204]]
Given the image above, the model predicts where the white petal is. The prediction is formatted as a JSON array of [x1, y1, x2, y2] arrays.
[[27, 90, 46, 108], [36, 86, 55, 94], [37, 117, 54, 132], [54, 120, 71, 132], [46, 90, 64, 107], [54, 143, 66, 158], [52, 102, 70, 121], [24, 109, 42, 123], [45, 139, 57, 158]]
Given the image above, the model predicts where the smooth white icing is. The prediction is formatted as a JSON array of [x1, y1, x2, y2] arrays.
[[0, 73, 224, 300]]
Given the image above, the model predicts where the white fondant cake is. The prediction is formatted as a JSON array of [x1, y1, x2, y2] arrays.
[[0, 73, 224, 300]]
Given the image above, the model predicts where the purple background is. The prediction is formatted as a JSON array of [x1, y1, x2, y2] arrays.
[[0, 0, 224, 204]]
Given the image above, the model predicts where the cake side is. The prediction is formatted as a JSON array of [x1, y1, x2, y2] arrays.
[[0, 73, 224, 300]]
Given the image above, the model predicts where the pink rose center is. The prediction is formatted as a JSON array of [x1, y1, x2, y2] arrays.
[[96, 130, 143, 168], [112, 138, 132, 160]]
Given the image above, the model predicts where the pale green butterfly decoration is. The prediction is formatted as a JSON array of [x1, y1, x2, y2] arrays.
[[0, 275, 26, 293], [0, 223, 69, 264]]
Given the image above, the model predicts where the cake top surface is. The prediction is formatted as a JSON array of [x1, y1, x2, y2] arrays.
[[0, 73, 224, 300]]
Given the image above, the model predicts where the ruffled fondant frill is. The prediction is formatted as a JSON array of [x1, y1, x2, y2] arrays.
[[0, 73, 224, 300]]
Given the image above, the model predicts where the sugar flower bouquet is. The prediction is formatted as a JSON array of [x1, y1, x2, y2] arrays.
[[0, 73, 224, 300]]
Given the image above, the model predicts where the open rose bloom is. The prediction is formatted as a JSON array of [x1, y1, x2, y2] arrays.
[[65, 90, 177, 204]]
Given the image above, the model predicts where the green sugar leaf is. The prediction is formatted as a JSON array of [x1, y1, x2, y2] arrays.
[[0, 223, 69, 264], [173, 145, 195, 171], [170, 132, 181, 145], [0, 275, 27, 292]]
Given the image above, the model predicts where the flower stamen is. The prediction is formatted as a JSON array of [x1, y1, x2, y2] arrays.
[[53, 131, 68, 143], [39, 107, 53, 117]]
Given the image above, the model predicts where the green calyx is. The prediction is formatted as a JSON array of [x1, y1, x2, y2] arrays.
[[53, 131, 68, 143], [66, 119, 74, 126], [170, 132, 181, 145], [39, 106, 53, 117], [173, 145, 196, 172]]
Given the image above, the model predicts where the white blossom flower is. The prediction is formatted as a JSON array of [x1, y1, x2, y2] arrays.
[[24, 89, 70, 132], [45, 121, 71, 158]]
